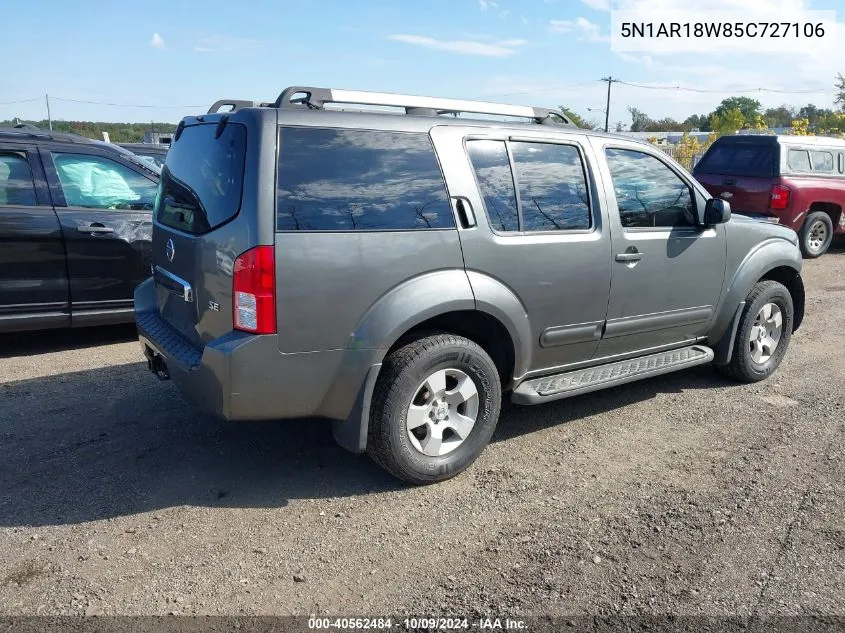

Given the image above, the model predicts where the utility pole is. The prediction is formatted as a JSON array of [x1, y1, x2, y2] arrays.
[[45, 94, 52, 131], [600, 77, 618, 132]]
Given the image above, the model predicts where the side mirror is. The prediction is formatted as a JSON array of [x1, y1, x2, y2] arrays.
[[703, 197, 731, 225]]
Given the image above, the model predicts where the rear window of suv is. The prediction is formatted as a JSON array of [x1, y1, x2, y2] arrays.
[[695, 142, 777, 178], [276, 127, 454, 231], [155, 122, 247, 234]]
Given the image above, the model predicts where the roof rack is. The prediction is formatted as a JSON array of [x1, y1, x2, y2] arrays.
[[207, 99, 273, 114], [274, 86, 573, 125], [205, 86, 573, 125]]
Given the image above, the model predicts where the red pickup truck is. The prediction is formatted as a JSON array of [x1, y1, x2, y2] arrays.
[[693, 134, 845, 257]]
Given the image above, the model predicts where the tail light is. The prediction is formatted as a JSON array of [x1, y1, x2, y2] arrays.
[[770, 184, 791, 210], [233, 246, 276, 334]]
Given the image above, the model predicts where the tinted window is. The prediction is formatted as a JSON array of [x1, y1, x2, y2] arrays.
[[276, 128, 453, 231], [53, 153, 157, 210], [605, 148, 695, 229], [0, 153, 36, 207], [811, 150, 834, 172], [695, 143, 777, 177], [466, 140, 519, 232], [788, 149, 812, 172], [511, 142, 591, 231], [156, 122, 246, 234]]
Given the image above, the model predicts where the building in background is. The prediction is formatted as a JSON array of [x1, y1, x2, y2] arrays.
[[143, 131, 172, 146]]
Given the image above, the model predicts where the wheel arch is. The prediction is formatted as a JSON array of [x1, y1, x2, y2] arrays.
[[710, 239, 803, 364]]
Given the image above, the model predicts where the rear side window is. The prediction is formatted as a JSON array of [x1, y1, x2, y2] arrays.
[[695, 143, 777, 177], [156, 122, 246, 234], [788, 149, 812, 172], [810, 150, 834, 172], [276, 128, 453, 231], [0, 153, 37, 207], [466, 140, 519, 232]]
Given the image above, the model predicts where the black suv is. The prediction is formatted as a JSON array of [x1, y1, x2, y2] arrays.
[[0, 126, 159, 333]]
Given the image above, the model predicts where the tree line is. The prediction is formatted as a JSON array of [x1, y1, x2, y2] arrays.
[[563, 73, 845, 136], [0, 119, 178, 143]]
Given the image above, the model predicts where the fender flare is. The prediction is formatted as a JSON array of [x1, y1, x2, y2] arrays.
[[331, 269, 534, 453], [711, 238, 802, 364]]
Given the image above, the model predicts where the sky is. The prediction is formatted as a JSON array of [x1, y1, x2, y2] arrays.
[[0, 0, 842, 127]]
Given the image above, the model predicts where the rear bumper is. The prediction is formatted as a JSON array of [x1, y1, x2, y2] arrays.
[[134, 277, 379, 422]]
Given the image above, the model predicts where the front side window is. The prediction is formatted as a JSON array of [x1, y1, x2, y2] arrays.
[[466, 140, 519, 232], [810, 150, 834, 172], [0, 153, 37, 207], [788, 149, 812, 172], [276, 128, 453, 231], [511, 142, 591, 231], [53, 153, 157, 210], [605, 148, 695, 229]]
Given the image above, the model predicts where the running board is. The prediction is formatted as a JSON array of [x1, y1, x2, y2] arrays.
[[512, 345, 714, 405]]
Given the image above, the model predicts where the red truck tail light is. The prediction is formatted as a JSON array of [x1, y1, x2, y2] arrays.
[[233, 246, 276, 334], [769, 184, 791, 210]]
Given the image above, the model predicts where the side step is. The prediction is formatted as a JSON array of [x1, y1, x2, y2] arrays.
[[512, 345, 714, 405]]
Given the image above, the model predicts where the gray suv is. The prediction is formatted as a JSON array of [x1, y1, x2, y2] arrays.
[[135, 85, 805, 484]]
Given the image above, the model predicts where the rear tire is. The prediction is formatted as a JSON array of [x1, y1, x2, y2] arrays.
[[367, 332, 501, 485], [799, 211, 833, 258], [719, 280, 793, 383]]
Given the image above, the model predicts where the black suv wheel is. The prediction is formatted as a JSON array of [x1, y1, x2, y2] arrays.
[[367, 332, 501, 485]]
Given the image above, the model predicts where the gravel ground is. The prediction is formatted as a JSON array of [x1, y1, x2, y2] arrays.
[[0, 242, 843, 619]]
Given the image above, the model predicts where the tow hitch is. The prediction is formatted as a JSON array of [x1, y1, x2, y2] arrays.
[[143, 345, 170, 381]]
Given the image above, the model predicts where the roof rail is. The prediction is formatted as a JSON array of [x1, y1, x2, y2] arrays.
[[206, 99, 273, 114], [273, 86, 573, 126]]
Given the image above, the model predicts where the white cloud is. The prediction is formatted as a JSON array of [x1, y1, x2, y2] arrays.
[[550, 17, 609, 41], [478, 0, 498, 10], [194, 34, 263, 53], [580, 0, 610, 9], [149, 33, 166, 50], [388, 34, 526, 57]]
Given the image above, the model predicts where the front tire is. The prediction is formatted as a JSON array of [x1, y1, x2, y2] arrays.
[[367, 332, 501, 485], [799, 211, 834, 258], [720, 280, 794, 383]]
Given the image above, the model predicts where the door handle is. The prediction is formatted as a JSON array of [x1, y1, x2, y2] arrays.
[[77, 223, 114, 234], [615, 252, 644, 262], [452, 197, 477, 229]]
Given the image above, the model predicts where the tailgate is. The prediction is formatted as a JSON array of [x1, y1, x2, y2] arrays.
[[693, 139, 779, 214], [694, 172, 774, 215], [152, 120, 249, 347]]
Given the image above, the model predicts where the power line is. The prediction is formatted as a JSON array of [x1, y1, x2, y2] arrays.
[[484, 82, 600, 99], [52, 97, 206, 109], [0, 97, 43, 105], [616, 80, 830, 94]]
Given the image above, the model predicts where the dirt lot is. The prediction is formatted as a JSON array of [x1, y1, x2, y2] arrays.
[[0, 243, 843, 619]]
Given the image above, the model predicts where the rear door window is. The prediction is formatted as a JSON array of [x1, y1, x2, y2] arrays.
[[511, 142, 591, 231], [787, 149, 812, 172], [0, 153, 37, 206], [156, 122, 247, 234], [276, 127, 453, 231], [695, 143, 777, 177]]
